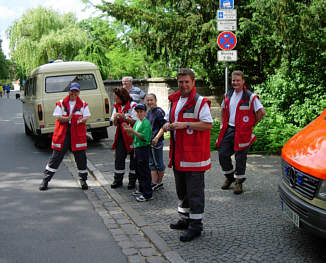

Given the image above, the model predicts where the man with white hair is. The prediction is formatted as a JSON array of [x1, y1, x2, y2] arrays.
[[122, 76, 146, 103]]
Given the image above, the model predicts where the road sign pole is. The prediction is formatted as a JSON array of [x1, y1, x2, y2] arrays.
[[225, 62, 229, 93]]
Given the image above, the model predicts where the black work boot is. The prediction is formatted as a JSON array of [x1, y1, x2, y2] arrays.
[[39, 174, 52, 191], [111, 181, 123, 189], [170, 219, 189, 230], [80, 179, 88, 190], [221, 174, 235, 190], [180, 229, 201, 242], [39, 179, 49, 191]]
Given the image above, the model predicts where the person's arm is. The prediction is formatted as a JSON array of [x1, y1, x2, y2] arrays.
[[56, 115, 71, 123], [220, 107, 225, 122], [124, 121, 150, 141], [169, 121, 212, 131], [152, 128, 164, 146], [77, 117, 89, 124], [255, 108, 266, 124]]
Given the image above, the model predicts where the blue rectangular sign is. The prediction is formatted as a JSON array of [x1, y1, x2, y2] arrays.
[[219, 0, 234, 9]]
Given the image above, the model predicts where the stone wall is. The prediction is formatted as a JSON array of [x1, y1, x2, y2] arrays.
[[104, 78, 222, 120]]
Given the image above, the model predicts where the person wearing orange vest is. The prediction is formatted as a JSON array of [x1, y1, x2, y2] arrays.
[[216, 71, 266, 195], [162, 68, 213, 242], [110, 87, 138, 189], [39, 82, 91, 191]]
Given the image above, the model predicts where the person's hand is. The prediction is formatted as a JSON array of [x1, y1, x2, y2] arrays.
[[152, 137, 158, 146], [169, 122, 186, 130], [77, 118, 84, 124], [122, 123, 132, 132], [116, 113, 125, 119], [162, 122, 171, 132]]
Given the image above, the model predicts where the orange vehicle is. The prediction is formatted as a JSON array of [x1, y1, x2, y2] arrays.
[[279, 109, 326, 237]]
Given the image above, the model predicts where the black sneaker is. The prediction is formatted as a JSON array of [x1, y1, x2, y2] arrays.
[[132, 190, 142, 196], [135, 195, 153, 202], [152, 183, 163, 191]]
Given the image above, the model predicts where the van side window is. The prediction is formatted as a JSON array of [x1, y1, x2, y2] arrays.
[[32, 77, 36, 96], [24, 79, 30, 97], [45, 74, 97, 93]]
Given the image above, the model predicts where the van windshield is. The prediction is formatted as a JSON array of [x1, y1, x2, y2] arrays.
[[45, 74, 97, 93]]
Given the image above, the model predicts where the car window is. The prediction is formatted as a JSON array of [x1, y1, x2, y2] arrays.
[[45, 74, 97, 93]]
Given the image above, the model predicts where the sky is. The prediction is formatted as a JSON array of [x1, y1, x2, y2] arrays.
[[0, 0, 103, 58]]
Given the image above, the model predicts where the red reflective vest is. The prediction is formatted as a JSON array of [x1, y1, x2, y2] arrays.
[[168, 87, 211, 172], [216, 86, 257, 151], [52, 95, 88, 152], [112, 101, 136, 153]]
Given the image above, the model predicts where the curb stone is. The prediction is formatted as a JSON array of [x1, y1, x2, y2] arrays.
[[65, 154, 185, 263]]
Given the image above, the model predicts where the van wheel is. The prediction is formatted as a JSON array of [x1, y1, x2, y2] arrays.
[[91, 127, 108, 141], [24, 120, 32, 136]]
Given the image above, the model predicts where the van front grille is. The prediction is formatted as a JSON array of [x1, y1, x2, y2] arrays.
[[281, 159, 320, 200]]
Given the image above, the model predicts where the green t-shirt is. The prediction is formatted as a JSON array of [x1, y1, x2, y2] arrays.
[[133, 118, 152, 148]]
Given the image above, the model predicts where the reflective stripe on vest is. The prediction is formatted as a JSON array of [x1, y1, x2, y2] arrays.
[[180, 158, 211, 168], [52, 142, 61, 148], [76, 143, 87, 148], [238, 133, 256, 148]]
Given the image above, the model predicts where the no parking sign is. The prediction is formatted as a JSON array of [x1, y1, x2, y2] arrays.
[[217, 31, 237, 50]]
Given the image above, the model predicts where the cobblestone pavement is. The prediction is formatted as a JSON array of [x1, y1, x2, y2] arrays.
[[83, 127, 326, 263]]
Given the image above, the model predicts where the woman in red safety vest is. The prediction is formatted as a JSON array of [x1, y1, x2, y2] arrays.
[[39, 82, 91, 191], [110, 87, 138, 190]]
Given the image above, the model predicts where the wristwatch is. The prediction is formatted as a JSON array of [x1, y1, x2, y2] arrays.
[[186, 122, 190, 129]]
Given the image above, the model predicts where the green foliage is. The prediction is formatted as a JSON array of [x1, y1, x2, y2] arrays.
[[251, 107, 300, 154], [210, 120, 220, 151], [7, 6, 88, 76], [0, 39, 9, 79], [94, 0, 222, 87]]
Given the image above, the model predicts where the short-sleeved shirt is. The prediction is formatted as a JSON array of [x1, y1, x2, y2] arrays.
[[221, 90, 263, 127], [110, 102, 138, 121], [53, 101, 91, 117], [146, 107, 167, 147], [165, 97, 213, 123], [133, 118, 152, 148], [129, 86, 146, 103]]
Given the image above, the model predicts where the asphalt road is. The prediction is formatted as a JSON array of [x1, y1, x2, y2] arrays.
[[0, 94, 127, 263], [85, 125, 326, 263]]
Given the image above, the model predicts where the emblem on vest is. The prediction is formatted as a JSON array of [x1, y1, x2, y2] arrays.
[[243, 116, 249, 123], [186, 129, 194, 135]]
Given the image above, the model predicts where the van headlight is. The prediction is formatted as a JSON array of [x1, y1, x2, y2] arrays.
[[317, 181, 326, 200]]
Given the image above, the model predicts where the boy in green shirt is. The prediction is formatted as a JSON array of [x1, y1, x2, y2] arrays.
[[124, 103, 153, 201]]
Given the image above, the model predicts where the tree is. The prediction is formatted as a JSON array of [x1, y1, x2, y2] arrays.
[[92, 0, 221, 88], [0, 39, 9, 79], [7, 6, 89, 76]]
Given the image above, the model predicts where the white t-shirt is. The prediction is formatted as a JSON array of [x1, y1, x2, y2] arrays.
[[165, 97, 213, 123], [53, 100, 91, 117], [221, 90, 263, 126], [110, 103, 138, 121]]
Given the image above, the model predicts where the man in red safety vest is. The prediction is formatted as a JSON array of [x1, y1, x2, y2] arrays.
[[163, 68, 213, 242], [216, 70, 266, 194], [39, 82, 91, 191]]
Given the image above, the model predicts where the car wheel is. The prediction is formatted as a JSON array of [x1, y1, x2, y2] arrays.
[[24, 120, 33, 136]]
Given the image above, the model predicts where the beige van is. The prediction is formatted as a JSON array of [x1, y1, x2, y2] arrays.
[[20, 60, 111, 141]]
